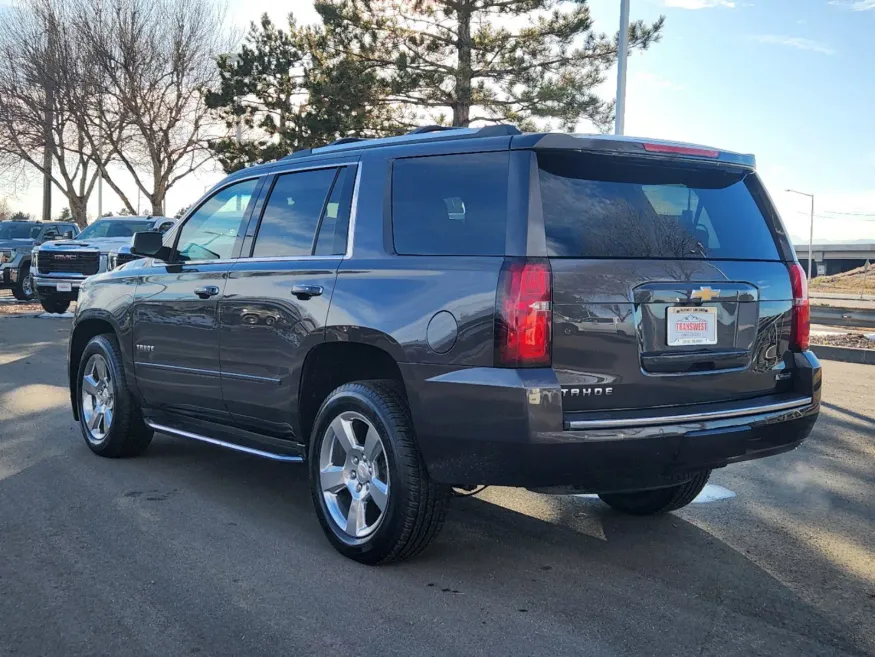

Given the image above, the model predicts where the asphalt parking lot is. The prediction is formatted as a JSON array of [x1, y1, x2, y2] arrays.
[[1, 316, 872, 657]]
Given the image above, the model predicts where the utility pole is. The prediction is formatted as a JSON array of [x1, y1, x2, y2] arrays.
[[614, 0, 630, 136], [41, 101, 52, 222], [786, 189, 815, 280], [42, 17, 57, 223], [97, 101, 103, 218]]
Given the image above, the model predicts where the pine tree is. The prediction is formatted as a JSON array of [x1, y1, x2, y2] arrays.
[[316, 0, 664, 130], [206, 14, 408, 172]]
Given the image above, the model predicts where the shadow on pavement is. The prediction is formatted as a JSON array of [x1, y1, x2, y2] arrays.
[[129, 433, 872, 656]]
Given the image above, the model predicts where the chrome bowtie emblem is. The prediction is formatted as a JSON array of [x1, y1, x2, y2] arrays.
[[691, 286, 717, 302]]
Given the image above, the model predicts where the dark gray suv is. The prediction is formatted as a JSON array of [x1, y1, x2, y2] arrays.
[[67, 126, 821, 564]]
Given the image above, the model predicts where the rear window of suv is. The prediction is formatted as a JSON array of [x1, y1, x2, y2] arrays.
[[392, 152, 509, 256], [537, 152, 780, 260]]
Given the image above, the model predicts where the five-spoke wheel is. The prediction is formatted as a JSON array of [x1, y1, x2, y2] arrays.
[[81, 354, 114, 443], [319, 411, 390, 539], [309, 380, 450, 564], [76, 334, 152, 457]]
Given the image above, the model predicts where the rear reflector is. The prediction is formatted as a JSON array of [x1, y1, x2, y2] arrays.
[[642, 142, 720, 158], [788, 263, 810, 351], [495, 259, 552, 367]]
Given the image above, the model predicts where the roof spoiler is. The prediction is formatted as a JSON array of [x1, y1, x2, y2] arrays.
[[514, 134, 756, 168]]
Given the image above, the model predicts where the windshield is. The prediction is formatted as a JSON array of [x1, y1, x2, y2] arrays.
[[0, 223, 36, 240], [77, 220, 155, 240]]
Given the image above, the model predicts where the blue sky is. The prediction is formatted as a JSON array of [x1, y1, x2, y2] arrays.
[[6, 0, 875, 243]]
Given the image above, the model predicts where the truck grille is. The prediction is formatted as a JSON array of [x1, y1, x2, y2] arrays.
[[115, 253, 139, 267], [38, 252, 99, 275]]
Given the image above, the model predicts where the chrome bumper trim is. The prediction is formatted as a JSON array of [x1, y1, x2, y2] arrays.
[[565, 396, 814, 430]]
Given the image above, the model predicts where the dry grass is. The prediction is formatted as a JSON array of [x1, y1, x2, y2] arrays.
[[810, 264, 875, 296]]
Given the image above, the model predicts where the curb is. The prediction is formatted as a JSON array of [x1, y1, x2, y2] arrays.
[[811, 344, 875, 365]]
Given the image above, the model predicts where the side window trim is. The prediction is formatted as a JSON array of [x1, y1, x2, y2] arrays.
[[169, 175, 267, 264]]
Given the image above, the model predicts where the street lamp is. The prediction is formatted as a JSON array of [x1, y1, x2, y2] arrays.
[[786, 189, 815, 280], [223, 53, 243, 144], [615, 0, 630, 136]]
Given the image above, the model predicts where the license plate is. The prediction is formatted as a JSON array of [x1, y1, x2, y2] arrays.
[[56, 282, 72, 292], [667, 306, 717, 346]]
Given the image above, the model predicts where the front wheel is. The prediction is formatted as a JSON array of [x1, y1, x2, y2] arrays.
[[308, 380, 450, 564], [598, 470, 711, 515], [77, 334, 153, 457], [11, 266, 35, 301], [40, 297, 71, 314]]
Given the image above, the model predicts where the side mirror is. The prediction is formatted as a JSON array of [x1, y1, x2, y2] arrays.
[[131, 231, 170, 260], [61, 230, 74, 240], [44, 232, 58, 241]]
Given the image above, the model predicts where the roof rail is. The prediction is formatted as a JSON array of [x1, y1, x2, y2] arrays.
[[476, 124, 522, 137], [407, 125, 455, 135], [311, 124, 522, 155], [327, 136, 369, 146], [281, 148, 313, 160]]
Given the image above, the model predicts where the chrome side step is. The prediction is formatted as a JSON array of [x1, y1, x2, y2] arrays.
[[144, 421, 304, 462]]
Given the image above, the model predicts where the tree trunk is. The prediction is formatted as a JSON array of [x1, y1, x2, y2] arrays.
[[68, 196, 88, 228], [150, 173, 166, 216], [452, 0, 473, 127]]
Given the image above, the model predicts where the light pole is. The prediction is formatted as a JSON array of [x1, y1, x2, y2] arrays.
[[222, 53, 243, 144], [786, 189, 815, 280], [615, 0, 630, 135]]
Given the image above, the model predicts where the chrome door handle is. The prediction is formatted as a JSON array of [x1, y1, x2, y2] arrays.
[[194, 285, 220, 299], [291, 284, 323, 300]]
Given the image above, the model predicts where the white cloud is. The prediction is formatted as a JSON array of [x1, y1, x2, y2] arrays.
[[633, 72, 686, 91], [750, 34, 836, 55], [829, 0, 875, 11], [664, 0, 735, 8]]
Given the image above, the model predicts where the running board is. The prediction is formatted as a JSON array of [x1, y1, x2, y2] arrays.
[[144, 420, 304, 462]]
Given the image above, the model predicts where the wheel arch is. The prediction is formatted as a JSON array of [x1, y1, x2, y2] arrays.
[[68, 312, 129, 421], [297, 337, 409, 448]]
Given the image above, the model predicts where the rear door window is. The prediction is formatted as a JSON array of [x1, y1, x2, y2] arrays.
[[392, 152, 509, 256], [537, 152, 780, 260], [253, 168, 338, 258]]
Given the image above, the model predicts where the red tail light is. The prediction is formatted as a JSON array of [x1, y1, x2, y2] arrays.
[[642, 142, 719, 158], [495, 259, 552, 367], [788, 263, 810, 351]]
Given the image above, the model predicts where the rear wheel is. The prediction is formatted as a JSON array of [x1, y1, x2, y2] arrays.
[[309, 380, 450, 564], [11, 265, 35, 301], [77, 334, 152, 457], [39, 297, 71, 314], [598, 470, 711, 515]]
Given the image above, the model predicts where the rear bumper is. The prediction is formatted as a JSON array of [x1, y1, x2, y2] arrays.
[[403, 351, 821, 490]]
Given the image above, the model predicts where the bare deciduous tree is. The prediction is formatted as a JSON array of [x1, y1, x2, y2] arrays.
[[76, 0, 230, 216], [0, 0, 109, 226]]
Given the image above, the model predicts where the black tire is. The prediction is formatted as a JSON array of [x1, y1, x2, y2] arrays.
[[40, 297, 71, 314], [11, 265, 35, 301], [76, 333, 153, 458], [598, 470, 711, 516], [308, 380, 451, 565]]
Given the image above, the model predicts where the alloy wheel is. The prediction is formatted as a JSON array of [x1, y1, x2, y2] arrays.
[[81, 354, 114, 443], [319, 411, 390, 539], [22, 273, 33, 298]]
